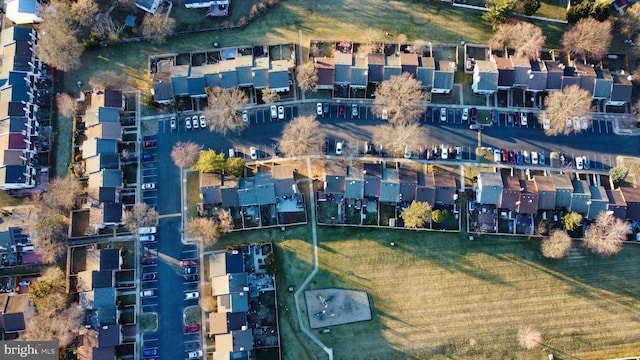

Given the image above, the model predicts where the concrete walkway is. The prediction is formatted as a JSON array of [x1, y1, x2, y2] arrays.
[[292, 158, 333, 360], [451, 2, 568, 24]]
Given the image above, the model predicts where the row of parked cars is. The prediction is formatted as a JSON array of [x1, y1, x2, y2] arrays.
[[493, 149, 546, 166], [316, 102, 359, 117], [184, 115, 207, 130], [143, 349, 203, 359]]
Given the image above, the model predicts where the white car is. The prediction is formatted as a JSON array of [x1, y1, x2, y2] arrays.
[[573, 116, 581, 129], [531, 151, 538, 165], [185, 291, 199, 300], [580, 116, 588, 130], [185, 117, 192, 130], [440, 108, 447, 122], [335, 141, 343, 155], [575, 156, 584, 170], [521, 112, 528, 126], [352, 104, 358, 117], [566, 118, 572, 128], [523, 150, 530, 164], [170, 116, 177, 130], [543, 118, 550, 130], [242, 110, 249, 123], [381, 108, 388, 120], [462, 108, 469, 121], [404, 145, 411, 159], [277, 106, 285, 120], [316, 103, 323, 116], [141, 183, 156, 190], [192, 115, 199, 129], [250, 146, 257, 160], [441, 145, 449, 160], [199, 115, 206, 128], [270, 105, 277, 119], [140, 235, 155, 242], [187, 350, 203, 359], [493, 149, 501, 162], [138, 227, 157, 235]]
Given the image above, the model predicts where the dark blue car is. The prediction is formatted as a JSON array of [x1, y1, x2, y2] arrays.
[[516, 151, 523, 165], [142, 154, 153, 161], [143, 348, 158, 357], [492, 109, 499, 123]]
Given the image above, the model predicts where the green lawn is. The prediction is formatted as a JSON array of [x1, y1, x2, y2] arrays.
[[186, 170, 201, 219], [221, 226, 640, 360]]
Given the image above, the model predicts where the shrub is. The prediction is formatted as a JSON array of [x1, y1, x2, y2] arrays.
[[567, 2, 592, 24], [82, 32, 103, 50], [523, 0, 541, 15]]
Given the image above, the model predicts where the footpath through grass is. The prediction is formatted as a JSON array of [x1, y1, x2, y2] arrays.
[[222, 226, 640, 360]]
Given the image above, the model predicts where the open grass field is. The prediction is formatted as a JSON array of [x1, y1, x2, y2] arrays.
[[64, 0, 566, 94], [221, 225, 640, 360]]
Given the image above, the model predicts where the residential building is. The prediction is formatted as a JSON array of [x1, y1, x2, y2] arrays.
[[416, 57, 435, 90], [367, 53, 385, 85], [500, 176, 521, 210], [5, 0, 42, 24], [570, 180, 591, 214], [314, 57, 335, 90], [544, 61, 564, 91], [494, 57, 514, 90], [510, 56, 531, 88], [534, 175, 556, 210], [619, 187, 640, 220], [609, 72, 633, 106], [0, 293, 33, 337], [135, 0, 162, 13], [527, 60, 547, 93], [434, 172, 456, 205], [517, 180, 538, 214], [587, 185, 609, 219], [471, 60, 498, 95], [593, 68, 614, 100], [606, 188, 627, 220], [551, 173, 573, 209], [432, 60, 455, 94], [476, 172, 503, 206]]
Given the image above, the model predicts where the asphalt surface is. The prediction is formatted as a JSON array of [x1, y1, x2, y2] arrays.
[[139, 103, 638, 359]]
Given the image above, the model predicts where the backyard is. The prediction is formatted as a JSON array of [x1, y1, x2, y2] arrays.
[[220, 225, 640, 360]]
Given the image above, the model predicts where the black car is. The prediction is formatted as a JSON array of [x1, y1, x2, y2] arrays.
[[365, 141, 373, 155], [184, 267, 199, 274], [184, 274, 199, 282], [470, 107, 478, 123], [322, 103, 330, 114], [142, 273, 157, 281]]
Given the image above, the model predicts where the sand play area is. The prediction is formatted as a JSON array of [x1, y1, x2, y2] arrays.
[[304, 288, 372, 329]]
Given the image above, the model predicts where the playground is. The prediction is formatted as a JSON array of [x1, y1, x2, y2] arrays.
[[304, 288, 372, 329]]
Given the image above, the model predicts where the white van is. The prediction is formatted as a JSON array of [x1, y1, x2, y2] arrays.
[[140, 235, 155, 242], [138, 227, 156, 235], [140, 289, 155, 298]]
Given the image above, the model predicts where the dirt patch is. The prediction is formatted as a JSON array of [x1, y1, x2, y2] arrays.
[[304, 288, 371, 329]]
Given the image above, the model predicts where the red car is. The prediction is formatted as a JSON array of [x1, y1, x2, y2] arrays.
[[514, 112, 520, 126], [183, 324, 200, 334], [180, 259, 196, 267], [142, 140, 156, 148], [140, 257, 156, 265], [501, 149, 508, 162], [338, 104, 346, 116], [509, 150, 516, 164]]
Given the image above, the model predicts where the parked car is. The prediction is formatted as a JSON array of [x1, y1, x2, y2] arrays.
[[187, 350, 203, 359], [516, 151, 523, 165], [501, 149, 508, 162], [381, 108, 388, 120], [200, 115, 206, 128], [180, 259, 196, 267], [455, 146, 463, 160], [440, 108, 447, 122], [521, 112, 528, 126], [241, 110, 248, 123], [338, 103, 346, 116], [441, 145, 449, 160], [581, 116, 589, 130], [426, 149, 434, 160], [404, 145, 412, 159], [509, 150, 516, 164], [183, 324, 200, 334], [583, 155, 590, 169], [323, 102, 330, 114], [575, 156, 584, 170], [184, 267, 198, 274], [352, 104, 359, 117], [143, 348, 158, 357], [184, 274, 199, 282], [566, 118, 572, 128], [270, 105, 277, 119], [531, 151, 538, 165], [493, 149, 501, 162], [492, 109, 499, 123], [316, 103, 323, 116], [514, 112, 520, 125], [539, 152, 546, 166], [365, 141, 373, 155], [142, 154, 153, 161], [469, 124, 484, 130], [185, 117, 192, 130], [321, 140, 328, 155], [470, 107, 478, 123], [507, 112, 514, 124], [335, 141, 343, 155], [142, 140, 156, 148], [139, 227, 156, 235], [277, 106, 285, 120], [185, 291, 199, 300], [250, 146, 257, 160], [139, 235, 155, 242], [140, 290, 155, 298], [141, 257, 156, 265], [192, 115, 199, 129], [141, 182, 156, 190], [523, 150, 530, 164], [170, 116, 177, 130], [573, 116, 581, 130], [462, 108, 469, 121], [142, 273, 157, 281], [543, 118, 551, 130]]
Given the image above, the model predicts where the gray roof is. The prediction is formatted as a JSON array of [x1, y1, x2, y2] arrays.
[[593, 77, 613, 99], [534, 175, 556, 210], [544, 61, 563, 90], [325, 175, 345, 195], [253, 68, 269, 89], [552, 173, 572, 209], [435, 172, 456, 205], [202, 186, 223, 205], [433, 61, 455, 92], [221, 188, 239, 207], [379, 182, 400, 203], [511, 57, 531, 86], [268, 70, 289, 92], [345, 179, 364, 199], [587, 185, 608, 219], [367, 53, 385, 83], [82, 138, 117, 159], [152, 82, 174, 103], [473, 60, 498, 92], [477, 172, 503, 205], [606, 189, 627, 220], [351, 67, 368, 88], [570, 180, 591, 214], [610, 73, 632, 103], [528, 60, 547, 91], [187, 77, 206, 97]]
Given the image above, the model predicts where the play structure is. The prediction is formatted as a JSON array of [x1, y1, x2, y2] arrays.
[[305, 288, 372, 329]]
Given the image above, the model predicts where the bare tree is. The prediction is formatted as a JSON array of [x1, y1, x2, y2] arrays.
[[122, 203, 158, 233], [70, 0, 99, 28], [541, 229, 572, 259], [22, 305, 83, 348], [357, 28, 384, 55], [200, 283, 217, 312], [517, 326, 542, 349], [36, 4, 83, 71], [56, 93, 79, 119], [279, 115, 322, 157], [583, 211, 631, 256], [171, 142, 202, 169], [400, 201, 432, 228], [261, 88, 280, 104], [217, 209, 234, 233], [203, 87, 249, 135], [141, 12, 176, 43], [397, 33, 408, 49], [620, 3, 640, 39], [187, 217, 221, 248], [372, 123, 428, 157], [489, 21, 546, 59], [410, 39, 427, 55], [539, 85, 592, 136], [562, 18, 612, 62], [29, 210, 66, 264], [373, 73, 428, 126], [88, 70, 130, 90], [93, 14, 124, 41], [296, 62, 318, 93], [42, 176, 83, 214]]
